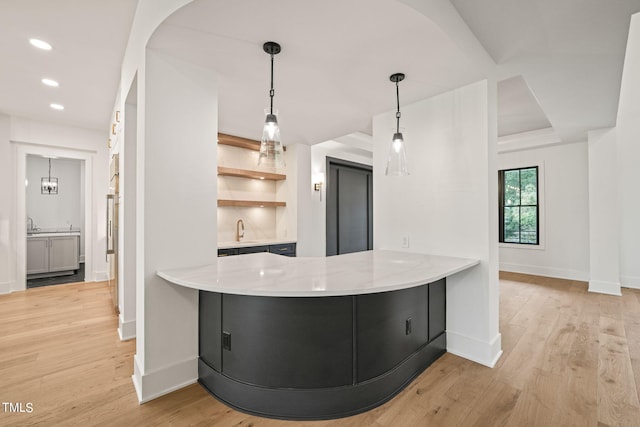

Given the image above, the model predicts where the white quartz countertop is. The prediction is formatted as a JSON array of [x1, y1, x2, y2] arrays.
[[27, 230, 81, 238], [218, 239, 296, 249], [157, 250, 479, 297]]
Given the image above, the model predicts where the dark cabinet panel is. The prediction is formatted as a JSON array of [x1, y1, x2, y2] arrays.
[[356, 286, 429, 382], [219, 243, 296, 257], [218, 248, 238, 257], [222, 294, 353, 389], [268, 243, 296, 256], [238, 245, 269, 254], [199, 291, 222, 372], [428, 279, 446, 341]]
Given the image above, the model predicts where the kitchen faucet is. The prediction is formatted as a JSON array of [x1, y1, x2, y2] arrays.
[[236, 219, 245, 242]]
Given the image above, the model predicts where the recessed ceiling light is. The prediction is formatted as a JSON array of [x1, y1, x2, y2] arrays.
[[42, 78, 59, 87], [50, 103, 64, 111], [29, 38, 52, 50]]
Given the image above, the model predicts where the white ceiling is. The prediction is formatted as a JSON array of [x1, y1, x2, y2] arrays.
[[497, 75, 551, 137], [1, 0, 639, 145], [0, 0, 137, 131], [148, 0, 489, 145], [452, 0, 640, 142]]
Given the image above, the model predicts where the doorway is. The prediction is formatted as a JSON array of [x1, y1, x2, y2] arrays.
[[326, 158, 373, 256], [25, 155, 85, 288]]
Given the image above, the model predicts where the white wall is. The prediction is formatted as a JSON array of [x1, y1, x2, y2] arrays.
[[282, 143, 312, 253], [26, 156, 85, 258], [588, 128, 620, 295], [498, 142, 590, 281], [616, 12, 640, 289], [0, 114, 11, 291], [1, 116, 108, 294], [374, 80, 501, 367], [306, 141, 373, 257], [132, 49, 217, 403]]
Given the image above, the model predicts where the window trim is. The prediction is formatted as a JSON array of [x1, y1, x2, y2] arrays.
[[498, 162, 545, 250]]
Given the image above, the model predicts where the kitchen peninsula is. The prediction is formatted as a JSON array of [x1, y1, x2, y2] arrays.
[[158, 250, 478, 420]]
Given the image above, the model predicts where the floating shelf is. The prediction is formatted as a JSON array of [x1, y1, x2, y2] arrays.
[[218, 133, 286, 151], [218, 200, 286, 208], [218, 133, 260, 151], [218, 166, 286, 181]]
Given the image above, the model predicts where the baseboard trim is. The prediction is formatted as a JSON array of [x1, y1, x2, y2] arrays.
[[588, 280, 622, 296], [0, 280, 12, 295], [94, 270, 109, 282], [499, 263, 588, 282], [132, 354, 198, 404], [447, 330, 502, 368], [620, 275, 640, 290], [118, 315, 136, 341]]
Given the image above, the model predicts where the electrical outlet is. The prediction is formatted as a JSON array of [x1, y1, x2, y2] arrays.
[[401, 235, 410, 248]]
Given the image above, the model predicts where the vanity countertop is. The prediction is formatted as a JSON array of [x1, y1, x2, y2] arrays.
[[27, 229, 81, 238]]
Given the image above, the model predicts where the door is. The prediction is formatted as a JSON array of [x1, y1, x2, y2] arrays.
[[26, 237, 49, 274], [49, 236, 79, 272], [326, 158, 373, 256]]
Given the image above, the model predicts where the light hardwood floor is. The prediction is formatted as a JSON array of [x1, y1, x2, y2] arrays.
[[1, 273, 639, 426]]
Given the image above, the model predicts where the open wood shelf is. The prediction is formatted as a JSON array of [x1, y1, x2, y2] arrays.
[[218, 200, 286, 208], [218, 133, 261, 151], [217, 133, 286, 151], [217, 166, 286, 181]]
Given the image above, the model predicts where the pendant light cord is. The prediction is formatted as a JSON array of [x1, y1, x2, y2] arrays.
[[395, 80, 401, 134], [269, 53, 275, 115], [48, 158, 51, 180]]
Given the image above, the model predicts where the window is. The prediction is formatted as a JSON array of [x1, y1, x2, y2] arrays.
[[499, 166, 539, 245]]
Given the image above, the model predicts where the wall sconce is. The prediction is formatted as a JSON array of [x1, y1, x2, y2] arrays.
[[313, 172, 324, 192], [313, 172, 324, 201]]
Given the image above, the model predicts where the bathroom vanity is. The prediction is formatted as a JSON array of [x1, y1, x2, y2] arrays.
[[27, 230, 80, 277], [158, 250, 478, 420]]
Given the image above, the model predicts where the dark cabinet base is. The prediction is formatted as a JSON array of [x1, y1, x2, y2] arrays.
[[198, 279, 446, 420], [199, 335, 445, 420]]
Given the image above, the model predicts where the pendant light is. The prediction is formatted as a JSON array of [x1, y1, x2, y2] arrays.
[[385, 73, 409, 176], [41, 158, 59, 194], [258, 41, 285, 168]]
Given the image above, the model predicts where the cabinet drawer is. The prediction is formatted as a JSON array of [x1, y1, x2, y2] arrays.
[[218, 248, 239, 257], [238, 245, 269, 255], [268, 243, 296, 256]]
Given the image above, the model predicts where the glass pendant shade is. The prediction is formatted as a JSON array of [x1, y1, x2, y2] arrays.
[[385, 132, 409, 176], [258, 111, 285, 168], [385, 72, 409, 176]]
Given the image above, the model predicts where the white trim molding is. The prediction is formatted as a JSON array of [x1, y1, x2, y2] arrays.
[[132, 355, 197, 404], [447, 331, 502, 368], [497, 127, 561, 153], [499, 263, 589, 282], [118, 314, 136, 341], [0, 281, 13, 295], [588, 280, 622, 296], [620, 275, 640, 290]]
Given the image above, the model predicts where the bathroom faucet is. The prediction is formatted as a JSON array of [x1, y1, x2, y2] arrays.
[[27, 216, 34, 231], [236, 219, 245, 242]]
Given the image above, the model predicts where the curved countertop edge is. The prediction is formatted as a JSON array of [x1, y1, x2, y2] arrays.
[[157, 250, 480, 297]]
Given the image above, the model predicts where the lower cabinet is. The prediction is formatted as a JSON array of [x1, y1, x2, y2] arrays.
[[27, 235, 80, 276], [198, 278, 446, 419], [218, 242, 296, 257]]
